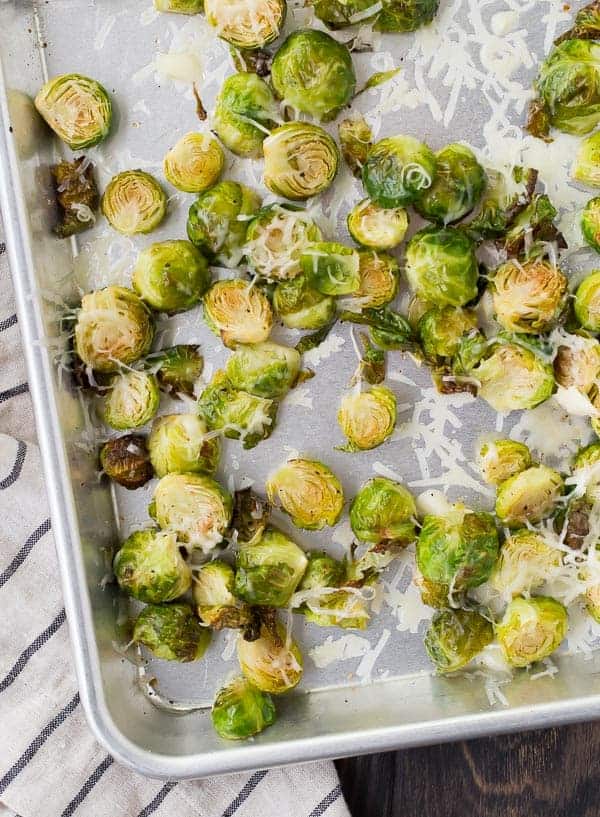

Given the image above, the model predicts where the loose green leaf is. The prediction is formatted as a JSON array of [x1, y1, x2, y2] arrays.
[[295, 320, 337, 354]]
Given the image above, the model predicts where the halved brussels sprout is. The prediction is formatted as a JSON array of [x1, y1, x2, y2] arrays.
[[353, 252, 399, 309], [337, 386, 396, 451], [193, 560, 251, 629], [153, 345, 204, 398], [491, 259, 566, 334], [100, 434, 153, 490], [586, 578, 600, 623], [74, 286, 154, 373], [375, 0, 439, 32], [363, 135, 437, 208], [302, 587, 370, 629], [418, 306, 477, 360], [235, 526, 308, 607], [113, 529, 191, 603], [582, 197, 600, 252], [225, 341, 301, 398], [461, 165, 537, 243], [204, 279, 273, 347], [415, 574, 450, 609], [573, 131, 600, 186], [338, 115, 372, 178], [476, 439, 532, 486], [491, 530, 561, 597], [150, 473, 233, 552], [313, 0, 381, 27], [51, 157, 99, 239], [573, 442, 600, 500], [416, 507, 499, 593], [163, 132, 224, 193], [102, 370, 160, 430], [245, 204, 323, 281], [300, 242, 360, 296], [414, 143, 486, 225], [237, 620, 303, 693], [155, 0, 204, 11], [148, 414, 220, 478], [198, 370, 277, 449], [574, 270, 600, 331], [424, 609, 493, 674], [299, 550, 345, 590], [495, 464, 564, 527], [495, 596, 568, 667], [502, 193, 566, 259], [132, 603, 211, 661], [212, 676, 276, 740], [349, 477, 416, 545], [273, 275, 336, 330], [263, 123, 339, 201], [345, 540, 405, 586], [405, 226, 478, 307], [213, 73, 279, 158], [347, 199, 408, 250], [187, 181, 262, 267], [102, 170, 167, 235], [553, 336, 600, 391], [266, 458, 344, 530], [132, 240, 211, 313], [34, 73, 112, 149], [205, 0, 286, 48]]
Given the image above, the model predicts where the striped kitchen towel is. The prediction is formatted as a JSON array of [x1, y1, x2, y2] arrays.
[[0, 242, 351, 815]]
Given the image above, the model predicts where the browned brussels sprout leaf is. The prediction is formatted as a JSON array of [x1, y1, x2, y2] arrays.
[[555, 1, 600, 44], [51, 157, 99, 238], [503, 193, 567, 258], [230, 487, 271, 546], [295, 319, 337, 354], [353, 331, 385, 385], [525, 98, 553, 142], [229, 45, 273, 77]]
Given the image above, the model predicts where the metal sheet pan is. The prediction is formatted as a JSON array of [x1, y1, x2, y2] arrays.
[[3, 0, 600, 779]]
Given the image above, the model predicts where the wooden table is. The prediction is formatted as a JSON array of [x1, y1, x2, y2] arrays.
[[336, 722, 599, 816]]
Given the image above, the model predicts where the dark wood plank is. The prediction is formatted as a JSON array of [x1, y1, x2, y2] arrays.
[[336, 722, 600, 817]]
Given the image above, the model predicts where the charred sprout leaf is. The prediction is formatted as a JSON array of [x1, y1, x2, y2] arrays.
[[425, 609, 493, 673], [231, 488, 271, 546], [495, 595, 568, 667], [192, 84, 207, 121], [340, 307, 415, 351], [266, 458, 344, 530], [526, 97, 553, 141], [295, 319, 337, 354], [212, 676, 276, 740], [148, 414, 220, 478], [559, 496, 592, 550], [35, 73, 112, 149], [51, 157, 99, 238], [153, 344, 204, 398], [229, 45, 274, 77], [432, 371, 479, 396], [102, 170, 167, 236], [338, 115, 372, 178], [502, 194, 567, 258], [355, 332, 385, 384], [193, 561, 251, 629], [100, 434, 153, 489], [113, 529, 192, 603], [555, 1, 600, 44], [462, 166, 538, 242], [132, 603, 210, 662], [205, 0, 286, 48]]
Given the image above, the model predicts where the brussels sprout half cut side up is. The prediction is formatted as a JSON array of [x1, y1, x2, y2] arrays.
[[495, 464, 564, 527], [163, 132, 224, 193], [132, 603, 211, 662], [273, 275, 336, 330], [113, 529, 192, 603], [337, 385, 396, 451], [237, 620, 303, 693], [575, 270, 600, 331], [100, 434, 153, 490], [204, 279, 274, 347], [132, 240, 211, 313], [582, 198, 600, 253], [213, 72, 279, 158], [301, 242, 361, 296], [349, 477, 417, 545], [263, 123, 339, 201], [102, 370, 160, 431], [193, 561, 251, 629], [148, 414, 220, 478], [102, 170, 167, 235], [363, 135, 437, 208], [491, 259, 567, 334], [271, 29, 356, 122], [225, 341, 301, 399], [205, 0, 286, 48], [154, 0, 204, 12], [414, 143, 486, 225], [553, 337, 600, 392], [491, 530, 561, 598], [405, 227, 478, 308], [347, 199, 409, 250], [476, 439, 532, 486], [245, 205, 323, 281], [354, 252, 399, 309], [418, 306, 477, 361], [153, 344, 204, 398], [35, 73, 112, 149], [425, 609, 493, 673], [266, 458, 344, 530], [235, 526, 308, 607], [573, 131, 600, 187], [212, 676, 276, 740], [495, 596, 568, 667]]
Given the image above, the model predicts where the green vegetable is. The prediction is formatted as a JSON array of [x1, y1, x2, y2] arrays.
[[575, 270, 600, 331], [414, 143, 486, 225], [354, 252, 399, 308], [266, 458, 344, 530], [495, 464, 564, 527], [347, 199, 408, 250], [100, 434, 153, 490], [212, 676, 276, 740], [553, 336, 600, 391], [495, 596, 568, 667], [582, 197, 600, 252], [491, 530, 561, 597], [225, 341, 301, 399], [132, 240, 211, 313], [424, 609, 493, 673], [301, 242, 361, 296], [339, 116, 373, 178], [113, 529, 192, 603], [148, 413, 220, 477], [205, 0, 286, 47], [245, 204, 322, 281], [363, 135, 437, 207], [213, 72, 279, 158], [35, 73, 112, 149], [491, 259, 566, 334], [235, 526, 308, 607], [349, 477, 416, 545], [238, 620, 303, 693], [153, 345, 204, 398], [163, 132, 224, 192], [418, 306, 477, 360], [154, 0, 204, 12], [102, 170, 167, 235], [339, 307, 415, 351], [263, 122, 339, 200], [204, 279, 273, 347], [313, 0, 381, 28], [273, 275, 336, 330], [476, 439, 532, 486], [51, 158, 99, 239], [102, 370, 160, 430], [375, 0, 439, 32], [193, 561, 251, 629], [573, 131, 600, 186], [133, 603, 211, 661], [337, 385, 396, 451], [405, 226, 478, 307]]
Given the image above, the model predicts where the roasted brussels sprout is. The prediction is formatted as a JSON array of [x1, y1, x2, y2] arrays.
[[100, 434, 153, 490], [338, 115, 372, 177], [212, 676, 276, 740], [74, 286, 154, 373], [163, 132, 224, 193], [299, 550, 345, 590], [150, 473, 233, 552], [198, 370, 277, 449], [416, 507, 499, 593], [414, 143, 486, 225], [113, 529, 192, 603], [349, 477, 416, 545], [132, 603, 211, 661], [132, 240, 211, 313], [363, 135, 437, 208], [225, 342, 301, 398], [353, 252, 399, 309], [266, 458, 344, 530], [102, 370, 160, 430], [586, 579, 600, 623], [347, 199, 408, 251], [213, 73, 279, 158], [405, 227, 478, 307], [556, 0, 600, 43], [337, 386, 396, 451], [313, 0, 380, 27], [273, 275, 336, 330], [231, 488, 271, 547], [204, 279, 273, 347], [301, 586, 370, 629], [193, 561, 250, 629], [554, 336, 600, 391], [187, 181, 262, 267], [476, 439, 532, 486], [491, 530, 561, 597], [155, 0, 204, 11], [153, 345, 204, 398], [495, 464, 563, 527], [502, 193, 566, 259], [263, 123, 339, 200], [205, 0, 286, 48], [582, 197, 600, 252], [245, 205, 322, 281], [573, 131, 600, 187], [237, 620, 303, 693], [271, 30, 356, 122], [34, 73, 112, 149], [574, 270, 600, 331], [148, 414, 220, 478], [102, 170, 167, 235], [496, 596, 568, 667], [461, 165, 538, 243], [491, 259, 566, 334], [375, 0, 439, 32], [424, 609, 493, 673], [573, 442, 600, 500], [418, 306, 477, 360], [51, 158, 99, 239], [235, 527, 308, 607], [301, 242, 360, 296]]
